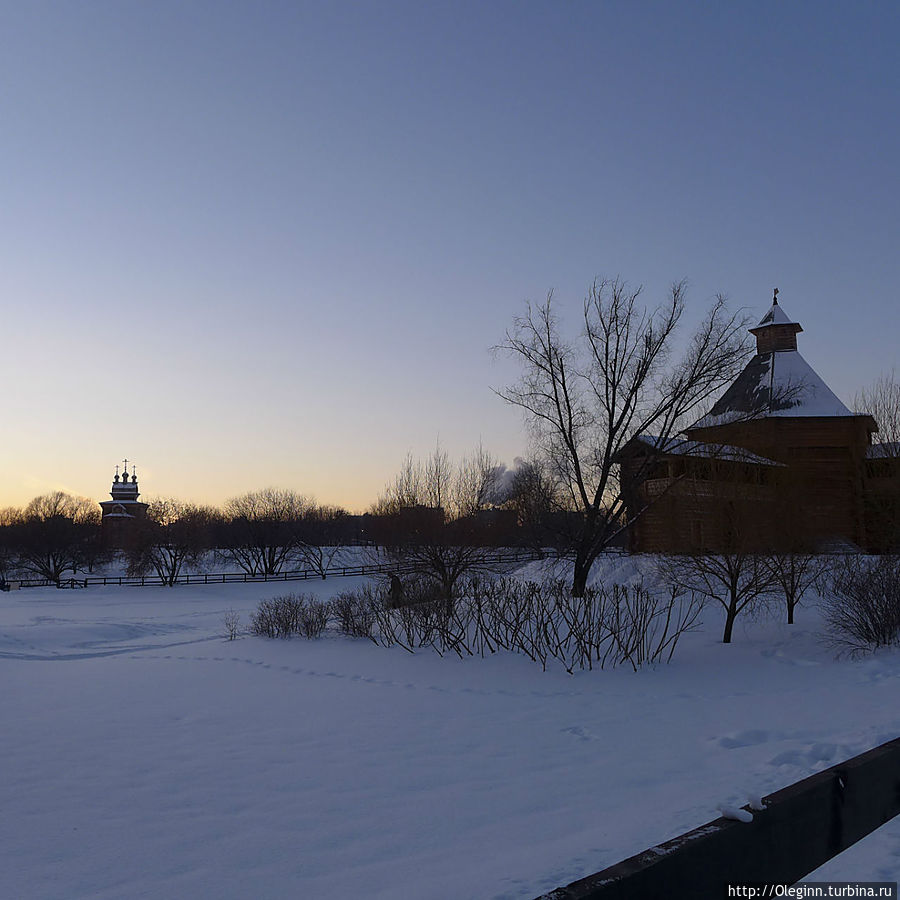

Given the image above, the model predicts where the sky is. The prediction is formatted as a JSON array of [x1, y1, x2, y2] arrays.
[[1, 1, 898, 512]]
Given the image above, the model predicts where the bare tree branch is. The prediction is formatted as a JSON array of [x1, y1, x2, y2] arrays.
[[496, 278, 752, 594]]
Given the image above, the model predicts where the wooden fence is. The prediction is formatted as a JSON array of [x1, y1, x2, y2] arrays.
[[539, 735, 900, 899], [7, 550, 543, 590]]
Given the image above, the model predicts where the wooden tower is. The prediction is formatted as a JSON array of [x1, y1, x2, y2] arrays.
[[99, 460, 149, 544]]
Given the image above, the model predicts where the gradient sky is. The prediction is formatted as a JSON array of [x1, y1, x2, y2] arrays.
[[1, 1, 898, 512]]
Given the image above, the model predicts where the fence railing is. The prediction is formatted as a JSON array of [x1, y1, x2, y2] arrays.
[[538, 735, 900, 899], [7, 550, 543, 590]]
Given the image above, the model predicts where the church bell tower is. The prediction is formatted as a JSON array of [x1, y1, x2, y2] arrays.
[[99, 460, 149, 541]]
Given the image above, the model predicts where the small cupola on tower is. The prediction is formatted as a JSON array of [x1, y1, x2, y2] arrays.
[[748, 287, 803, 354], [109, 461, 142, 504]]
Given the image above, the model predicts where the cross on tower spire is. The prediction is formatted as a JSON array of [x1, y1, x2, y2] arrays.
[[773, 287, 779, 305]]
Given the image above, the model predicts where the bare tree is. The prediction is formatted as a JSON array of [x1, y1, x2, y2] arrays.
[[856, 370, 900, 454], [222, 488, 312, 575], [295, 505, 350, 578], [661, 551, 776, 644], [454, 444, 506, 518], [0, 506, 23, 584], [500, 457, 563, 549], [765, 552, 826, 625], [763, 471, 829, 625], [498, 278, 751, 595], [126, 498, 214, 586], [14, 492, 101, 583], [856, 371, 900, 550], [370, 445, 511, 612], [223, 609, 241, 641], [658, 478, 778, 643]]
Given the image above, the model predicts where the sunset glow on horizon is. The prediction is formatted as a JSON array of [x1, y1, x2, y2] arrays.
[[2, 2, 898, 513]]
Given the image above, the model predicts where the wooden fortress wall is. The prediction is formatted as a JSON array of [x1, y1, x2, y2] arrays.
[[625, 416, 885, 553]]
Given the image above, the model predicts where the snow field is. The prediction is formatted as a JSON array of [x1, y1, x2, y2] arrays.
[[2, 561, 899, 899]]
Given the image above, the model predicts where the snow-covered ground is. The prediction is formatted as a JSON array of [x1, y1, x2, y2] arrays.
[[2, 559, 899, 899]]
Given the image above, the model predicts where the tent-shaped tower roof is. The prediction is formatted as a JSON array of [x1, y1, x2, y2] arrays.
[[689, 292, 852, 429]]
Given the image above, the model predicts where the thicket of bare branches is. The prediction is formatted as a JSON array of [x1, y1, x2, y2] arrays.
[[245, 576, 700, 671], [331, 588, 378, 638], [497, 278, 752, 595], [361, 576, 702, 672], [821, 555, 900, 656], [249, 593, 330, 638]]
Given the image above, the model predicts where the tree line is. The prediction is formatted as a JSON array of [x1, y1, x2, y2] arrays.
[[0, 489, 353, 586], [0, 468, 562, 589]]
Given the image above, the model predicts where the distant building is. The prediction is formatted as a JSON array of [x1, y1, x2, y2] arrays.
[[620, 293, 900, 553], [99, 461, 148, 544]]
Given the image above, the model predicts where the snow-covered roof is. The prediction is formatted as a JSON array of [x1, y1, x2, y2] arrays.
[[754, 301, 797, 328], [631, 435, 783, 466], [689, 350, 852, 429]]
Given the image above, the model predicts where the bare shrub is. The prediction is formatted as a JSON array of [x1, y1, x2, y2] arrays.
[[249, 593, 332, 640], [370, 591, 438, 654], [224, 608, 241, 641], [299, 599, 329, 638], [246, 575, 701, 668], [822, 555, 900, 656], [250, 594, 306, 638], [604, 583, 704, 671], [475, 578, 703, 672], [331, 588, 377, 638], [387, 575, 445, 608]]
